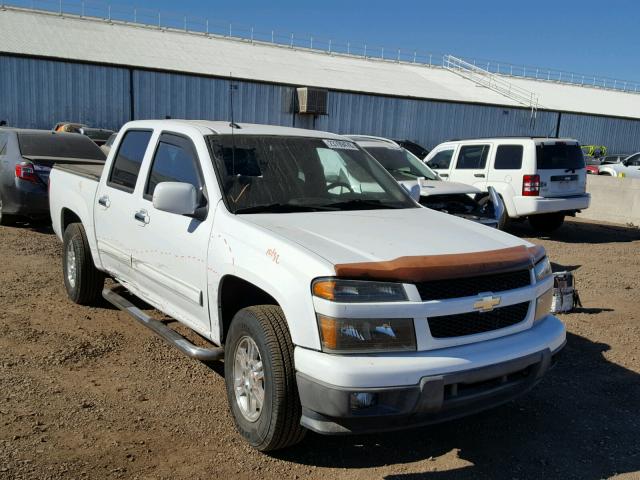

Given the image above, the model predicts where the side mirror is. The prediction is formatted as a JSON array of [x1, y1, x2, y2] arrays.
[[152, 182, 197, 216], [401, 182, 421, 202]]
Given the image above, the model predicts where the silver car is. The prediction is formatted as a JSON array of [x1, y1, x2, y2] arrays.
[[0, 129, 105, 225]]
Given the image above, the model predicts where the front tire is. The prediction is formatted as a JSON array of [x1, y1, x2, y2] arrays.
[[224, 305, 305, 451], [529, 213, 565, 233], [63, 223, 105, 305]]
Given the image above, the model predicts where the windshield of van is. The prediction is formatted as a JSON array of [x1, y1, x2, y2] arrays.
[[364, 146, 439, 181], [207, 135, 417, 214], [18, 133, 106, 160], [536, 143, 585, 170]]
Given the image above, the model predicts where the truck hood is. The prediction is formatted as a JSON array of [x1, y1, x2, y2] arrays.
[[242, 207, 529, 265], [398, 179, 480, 197]]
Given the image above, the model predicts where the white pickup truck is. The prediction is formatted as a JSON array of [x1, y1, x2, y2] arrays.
[[49, 120, 566, 451]]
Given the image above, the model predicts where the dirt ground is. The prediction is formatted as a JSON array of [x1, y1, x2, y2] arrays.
[[1, 218, 639, 480]]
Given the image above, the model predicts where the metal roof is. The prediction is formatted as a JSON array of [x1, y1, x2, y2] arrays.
[[2, 8, 640, 120]]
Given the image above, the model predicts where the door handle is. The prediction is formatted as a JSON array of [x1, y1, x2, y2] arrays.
[[98, 195, 110, 208], [134, 210, 149, 224], [440, 173, 449, 178], [474, 173, 486, 178]]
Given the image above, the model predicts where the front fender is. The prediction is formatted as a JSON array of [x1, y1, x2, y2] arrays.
[[207, 210, 334, 349]]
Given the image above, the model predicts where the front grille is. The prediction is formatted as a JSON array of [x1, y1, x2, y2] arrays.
[[428, 302, 530, 338], [416, 269, 531, 301]]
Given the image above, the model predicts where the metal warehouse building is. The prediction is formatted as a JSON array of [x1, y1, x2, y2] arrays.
[[2, 5, 640, 152]]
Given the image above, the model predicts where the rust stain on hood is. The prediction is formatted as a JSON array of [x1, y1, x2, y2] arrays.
[[334, 245, 545, 283]]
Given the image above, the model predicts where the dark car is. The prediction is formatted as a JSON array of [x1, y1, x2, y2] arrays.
[[0, 129, 105, 225], [393, 139, 430, 159]]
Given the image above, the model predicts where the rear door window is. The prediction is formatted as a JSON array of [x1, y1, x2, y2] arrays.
[[455, 145, 490, 169], [536, 143, 585, 170], [108, 130, 153, 192], [427, 149, 454, 169], [494, 145, 523, 169]]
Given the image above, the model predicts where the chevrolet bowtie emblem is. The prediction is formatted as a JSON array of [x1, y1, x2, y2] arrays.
[[473, 296, 501, 312]]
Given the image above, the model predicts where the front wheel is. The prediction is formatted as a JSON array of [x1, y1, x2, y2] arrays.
[[529, 213, 565, 233], [224, 305, 305, 451], [63, 223, 105, 305]]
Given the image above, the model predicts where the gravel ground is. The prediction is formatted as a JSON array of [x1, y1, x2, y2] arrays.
[[0, 218, 639, 480]]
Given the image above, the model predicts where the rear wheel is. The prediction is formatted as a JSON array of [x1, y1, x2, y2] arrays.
[[529, 213, 565, 233], [0, 197, 17, 226], [63, 223, 105, 305], [224, 305, 305, 451]]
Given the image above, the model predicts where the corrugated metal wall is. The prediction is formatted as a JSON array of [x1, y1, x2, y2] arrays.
[[559, 113, 640, 153], [2, 54, 639, 153], [314, 92, 559, 149], [0, 55, 130, 130], [133, 70, 293, 126]]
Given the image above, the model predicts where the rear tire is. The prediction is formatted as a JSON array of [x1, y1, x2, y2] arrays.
[[63, 223, 105, 305], [529, 213, 565, 233], [224, 305, 305, 451]]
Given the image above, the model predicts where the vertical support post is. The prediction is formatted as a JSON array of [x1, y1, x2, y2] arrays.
[[364, 44, 367, 58], [184, 16, 187, 31], [206, 19, 209, 35], [290, 33, 293, 47], [347, 42, 350, 54], [271, 30, 274, 43], [310, 36, 313, 49], [429, 53, 432, 65], [413, 51, 416, 63], [510, 65, 513, 76], [381, 47, 384, 59], [229, 23, 231, 37], [251, 27, 254, 43], [108, 5, 111, 21], [397, 49, 400, 62], [158, 12, 161, 28], [328, 39, 331, 53]]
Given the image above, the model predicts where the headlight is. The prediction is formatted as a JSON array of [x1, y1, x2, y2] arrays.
[[317, 315, 416, 353], [534, 256, 552, 282], [534, 288, 553, 324], [312, 278, 408, 302]]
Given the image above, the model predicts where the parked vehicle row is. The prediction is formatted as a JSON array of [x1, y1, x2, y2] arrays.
[[598, 152, 640, 178], [425, 137, 590, 232], [48, 119, 565, 451]]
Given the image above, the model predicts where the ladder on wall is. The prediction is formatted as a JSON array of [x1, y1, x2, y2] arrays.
[[443, 55, 539, 124]]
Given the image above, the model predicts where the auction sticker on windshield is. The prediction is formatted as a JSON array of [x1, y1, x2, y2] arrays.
[[323, 139, 359, 150]]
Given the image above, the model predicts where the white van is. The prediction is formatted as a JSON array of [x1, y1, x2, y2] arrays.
[[425, 137, 590, 232]]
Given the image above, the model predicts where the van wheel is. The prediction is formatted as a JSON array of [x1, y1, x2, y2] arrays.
[[225, 305, 305, 451], [529, 213, 565, 233], [0, 198, 17, 226], [477, 195, 508, 230], [63, 223, 105, 305]]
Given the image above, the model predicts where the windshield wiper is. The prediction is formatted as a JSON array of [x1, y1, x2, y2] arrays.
[[234, 203, 335, 214], [323, 199, 402, 210]]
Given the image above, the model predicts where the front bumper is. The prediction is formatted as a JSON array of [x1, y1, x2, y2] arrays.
[[511, 193, 590, 217], [295, 315, 565, 435]]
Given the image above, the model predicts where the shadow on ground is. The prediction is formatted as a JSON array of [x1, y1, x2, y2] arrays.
[[272, 332, 639, 479], [508, 218, 640, 244]]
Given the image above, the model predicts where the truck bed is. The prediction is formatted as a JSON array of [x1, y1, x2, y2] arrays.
[[53, 162, 104, 182]]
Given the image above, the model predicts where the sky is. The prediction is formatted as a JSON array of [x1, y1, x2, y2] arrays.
[[74, 0, 640, 80]]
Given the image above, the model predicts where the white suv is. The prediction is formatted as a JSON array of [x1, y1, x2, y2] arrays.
[[425, 137, 590, 232]]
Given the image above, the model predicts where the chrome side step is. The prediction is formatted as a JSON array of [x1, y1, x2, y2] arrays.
[[102, 286, 224, 362]]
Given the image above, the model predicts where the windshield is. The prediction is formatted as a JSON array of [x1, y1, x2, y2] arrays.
[[536, 143, 585, 170], [208, 135, 417, 214], [364, 146, 439, 181], [18, 133, 106, 160]]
